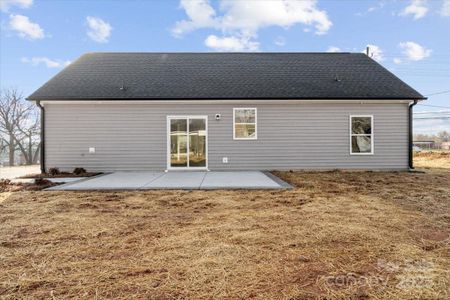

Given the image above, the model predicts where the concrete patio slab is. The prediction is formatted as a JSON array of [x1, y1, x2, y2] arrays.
[[46, 177, 87, 183], [49, 172, 163, 190], [143, 172, 206, 189], [47, 171, 291, 191]]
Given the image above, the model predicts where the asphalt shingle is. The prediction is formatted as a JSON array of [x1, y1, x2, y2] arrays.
[[27, 52, 425, 101]]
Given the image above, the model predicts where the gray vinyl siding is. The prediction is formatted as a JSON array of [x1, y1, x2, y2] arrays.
[[44, 102, 409, 171]]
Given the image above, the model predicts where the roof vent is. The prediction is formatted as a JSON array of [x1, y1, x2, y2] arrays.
[[119, 81, 127, 91], [334, 75, 341, 82]]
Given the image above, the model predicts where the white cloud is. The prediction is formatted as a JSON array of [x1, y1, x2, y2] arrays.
[[219, 0, 332, 35], [173, 0, 332, 51], [205, 35, 259, 51], [326, 46, 341, 52], [172, 0, 218, 36], [399, 0, 428, 20], [393, 58, 402, 64], [86, 16, 112, 43], [363, 44, 384, 62], [21, 57, 71, 68], [441, 0, 450, 16], [399, 41, 431, 61], [274, 36, 286, 46], [9, 14, 44, 39], [368, 2, 384, 13], [0, 0, 33, 12], [356, 2, 385, 16]]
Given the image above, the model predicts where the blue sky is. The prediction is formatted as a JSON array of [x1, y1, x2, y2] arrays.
[[1, 0, 449, 134]]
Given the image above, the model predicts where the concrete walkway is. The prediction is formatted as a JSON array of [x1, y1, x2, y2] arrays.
[[48, 171, 291, 190]]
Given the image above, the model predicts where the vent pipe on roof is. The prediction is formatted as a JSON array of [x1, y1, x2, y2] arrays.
[[119, 81, 127, 91]]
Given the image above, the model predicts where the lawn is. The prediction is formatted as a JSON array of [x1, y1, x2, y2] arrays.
[[1, 154, 449, 299]]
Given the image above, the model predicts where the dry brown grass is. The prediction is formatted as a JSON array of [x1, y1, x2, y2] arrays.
[[414, 151, 450, 169], [1, 158, 449, 299]]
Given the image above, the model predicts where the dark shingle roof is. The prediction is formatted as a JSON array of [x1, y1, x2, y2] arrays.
[[27, 52, 425, 101]]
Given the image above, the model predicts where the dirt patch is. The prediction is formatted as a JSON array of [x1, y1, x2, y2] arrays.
[[0, 157, 449, 299]]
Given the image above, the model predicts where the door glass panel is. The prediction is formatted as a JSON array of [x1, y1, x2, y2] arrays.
[[170, 119, 188, 167], [189, 118, 206, 167]]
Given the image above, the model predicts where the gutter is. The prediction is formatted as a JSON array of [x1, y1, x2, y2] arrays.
[[409, 100, 418, 170], [36, 101, 45, 173]]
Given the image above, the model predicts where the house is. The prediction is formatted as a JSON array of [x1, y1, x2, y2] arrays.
[[441, 142, 450, 150], [27, 53, 426, 173], [413, 141, 436, 150]]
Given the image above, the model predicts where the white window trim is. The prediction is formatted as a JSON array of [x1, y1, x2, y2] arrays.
[[349, 115, 374, 155], [233, 108, 257, 140]]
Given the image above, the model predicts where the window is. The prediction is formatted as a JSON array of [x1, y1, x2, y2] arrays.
[[350, 115, 373, 155], [233, 108, 257, 140]]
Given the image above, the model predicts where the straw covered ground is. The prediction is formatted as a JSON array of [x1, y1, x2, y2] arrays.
[[0, 154, 449, 299], [414, 150, 450, 169]]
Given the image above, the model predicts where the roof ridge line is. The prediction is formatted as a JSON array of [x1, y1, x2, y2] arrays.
[[83, 52, 356, 55]]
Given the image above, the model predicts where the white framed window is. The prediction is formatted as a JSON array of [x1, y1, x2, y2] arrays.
[[350, 115, 374, 155], [233, 108, 257, 140]]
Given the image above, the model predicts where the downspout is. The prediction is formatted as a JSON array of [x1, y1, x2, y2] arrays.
[[409, 100, 418, 170], [36, 101, 45, 173]]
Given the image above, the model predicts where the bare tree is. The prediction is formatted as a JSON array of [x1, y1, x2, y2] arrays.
[[0, 88, 40, 166], [436, 131, 449, 143], [414, 133, 434, 142], [15, 109, 41, 164], [0, 138, 6, 159], [414, 130, 450, 150]]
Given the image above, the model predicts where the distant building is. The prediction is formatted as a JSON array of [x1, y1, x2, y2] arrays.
[[441, 142, 450, 150], [413, 141, 435, 150]]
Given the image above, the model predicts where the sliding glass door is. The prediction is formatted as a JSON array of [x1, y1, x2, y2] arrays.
[[168, 116, 207, 169], [170, 119, 188, 167], [188, 118, 207, 167]]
